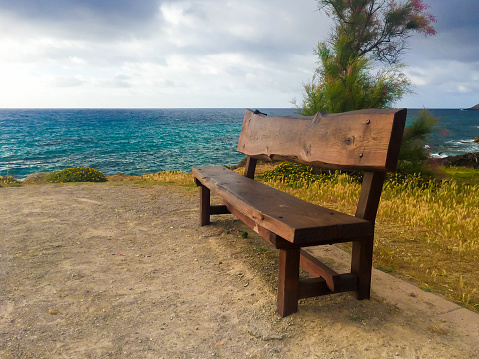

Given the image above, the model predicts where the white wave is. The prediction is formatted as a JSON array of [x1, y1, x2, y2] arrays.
[[430, 153, 448, 159]]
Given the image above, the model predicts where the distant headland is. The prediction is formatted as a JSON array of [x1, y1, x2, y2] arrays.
[[464, 103, 479, 110]]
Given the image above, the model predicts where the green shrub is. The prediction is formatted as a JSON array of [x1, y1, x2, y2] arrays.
[[262, 162, 322, 186], [263, 162, 363, 188], [0, 175, 21, 187], [263, 162, 440, 191], [49, 167, 107, 183]]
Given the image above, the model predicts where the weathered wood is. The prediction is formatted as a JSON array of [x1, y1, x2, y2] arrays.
[[351, 237, 374, 300], [192, 166, 373, 245], [300, 249, 339, 291], [210, 205, 230, 215], [224, 200, 295, 249], [298, 274, 358, 299], [277, 248, 300, 317], [300, 250, 359, 293], [244, 156, 257, 179], [199, 184, 210, 226], [237, 108, 406, 171], [356, 171, 386, 223], [298, 278, 330, 299]]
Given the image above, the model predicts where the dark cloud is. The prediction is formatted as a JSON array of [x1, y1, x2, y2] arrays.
[[0, 0, 162, 40], [405, 0, 479, 65], [431, 0, 479, 32], [0, 0, 160, 22]]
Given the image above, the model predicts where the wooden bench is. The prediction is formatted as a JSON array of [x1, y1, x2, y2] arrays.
[[192, 108, 406, 317]]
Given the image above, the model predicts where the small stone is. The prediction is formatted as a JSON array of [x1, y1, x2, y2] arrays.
[[49, 310, 58, 315]]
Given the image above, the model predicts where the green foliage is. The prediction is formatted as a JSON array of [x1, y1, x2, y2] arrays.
[[253, 246, 268, 254], [263, 162, 364, 188], [442, 166, 479, 186], [317, 0, 437, 65], [298, 1, 437, 177], [263, 162, 440, 190], [0, 175, 21, 187], [262, 162, 322, 185], [300, 44, 411, 115], [49, 167, 107, 183], [398, 109, 437, 175], [300, 0, 436, 115]]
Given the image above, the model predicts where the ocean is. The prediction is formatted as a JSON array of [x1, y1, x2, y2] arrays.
[[1, 108, 478, 180]]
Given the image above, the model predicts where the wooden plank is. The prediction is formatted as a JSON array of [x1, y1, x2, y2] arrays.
[[298, 278, 330, 299], [244, 156, 257, 179], [210, 205, 230, 215], [300, 250, 359, 293], [355, 171, 386, 223], [192, 166, 373, 245], [224, 200, 295, 249], [199, 184, 210, 226], [298, 274, 358, 299], [351, 237, 374, 300], [300, 249, 339, 291], [277, 248, 300, 317], [237, 108, 407, 171]]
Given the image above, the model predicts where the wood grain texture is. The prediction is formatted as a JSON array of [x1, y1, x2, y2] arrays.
[[199, 184, 210, 226], [192, 166, 373, 245], [237, 108, 406, 171], [243, 156, 257, 179], [355, 171, 386, 222], [277, 248, 300, 317]]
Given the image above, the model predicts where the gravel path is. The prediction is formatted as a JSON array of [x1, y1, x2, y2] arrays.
[[1, 183, 477, 358]]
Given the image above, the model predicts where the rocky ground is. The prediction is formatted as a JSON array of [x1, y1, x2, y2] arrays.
[[1, 182, 478, 358]]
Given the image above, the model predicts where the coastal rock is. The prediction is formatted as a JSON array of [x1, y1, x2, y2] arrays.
[[445, 152, 479, 168], [474, 136, 479, 143], [23, 172, 49, 183], [465, 103, 479, 110]]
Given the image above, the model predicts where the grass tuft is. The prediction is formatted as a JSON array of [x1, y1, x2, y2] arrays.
[[141, 171, 194, 186], [0, 175, 22, 187]]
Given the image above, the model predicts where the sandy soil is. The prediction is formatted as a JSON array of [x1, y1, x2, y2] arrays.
[[1, 182, 478, 358]]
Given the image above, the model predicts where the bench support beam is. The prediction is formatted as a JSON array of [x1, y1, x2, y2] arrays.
[[351, 237, 374, 299], [199, 184, 210, 226], [277, 248, 300, 317]]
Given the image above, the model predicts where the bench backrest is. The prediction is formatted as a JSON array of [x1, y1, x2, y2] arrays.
[[238, 108, 406, 172], [237, 108, 407, 223]]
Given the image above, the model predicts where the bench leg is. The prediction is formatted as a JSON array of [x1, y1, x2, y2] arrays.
[[199, 184, 210, 226], [351, 236, 374, 300], [277, 248, 300, 317]]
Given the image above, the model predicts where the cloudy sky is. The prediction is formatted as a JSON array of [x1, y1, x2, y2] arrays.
[[0, 0, 477, 109]]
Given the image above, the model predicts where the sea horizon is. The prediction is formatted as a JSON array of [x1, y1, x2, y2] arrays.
[[1, 108, 478, 180]]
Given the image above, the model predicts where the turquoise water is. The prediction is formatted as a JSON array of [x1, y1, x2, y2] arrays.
[[1, 108, 478, 180]]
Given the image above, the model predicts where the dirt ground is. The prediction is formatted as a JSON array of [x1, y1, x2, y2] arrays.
[[1, 182, 478, 358]]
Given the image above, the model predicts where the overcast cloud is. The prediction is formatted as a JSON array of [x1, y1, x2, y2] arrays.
[[0, 0, 477, 108]]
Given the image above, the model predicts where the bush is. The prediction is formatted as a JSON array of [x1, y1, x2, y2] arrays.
[[263, 162, 438, 191], [0, 175, 21, 187], [49, 167, 107, 183], [262, 162, 321, 186]]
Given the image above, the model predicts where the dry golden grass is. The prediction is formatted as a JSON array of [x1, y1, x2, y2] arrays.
[[260, 172, 479, 312], [140, 171, 194, 186]]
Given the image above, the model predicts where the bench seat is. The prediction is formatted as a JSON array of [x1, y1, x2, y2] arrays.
[[193, 166, 373, 247]]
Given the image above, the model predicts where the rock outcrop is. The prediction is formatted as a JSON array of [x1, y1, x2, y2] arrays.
[[445, 152, 479, 168], [465, 103, 479, 110]]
